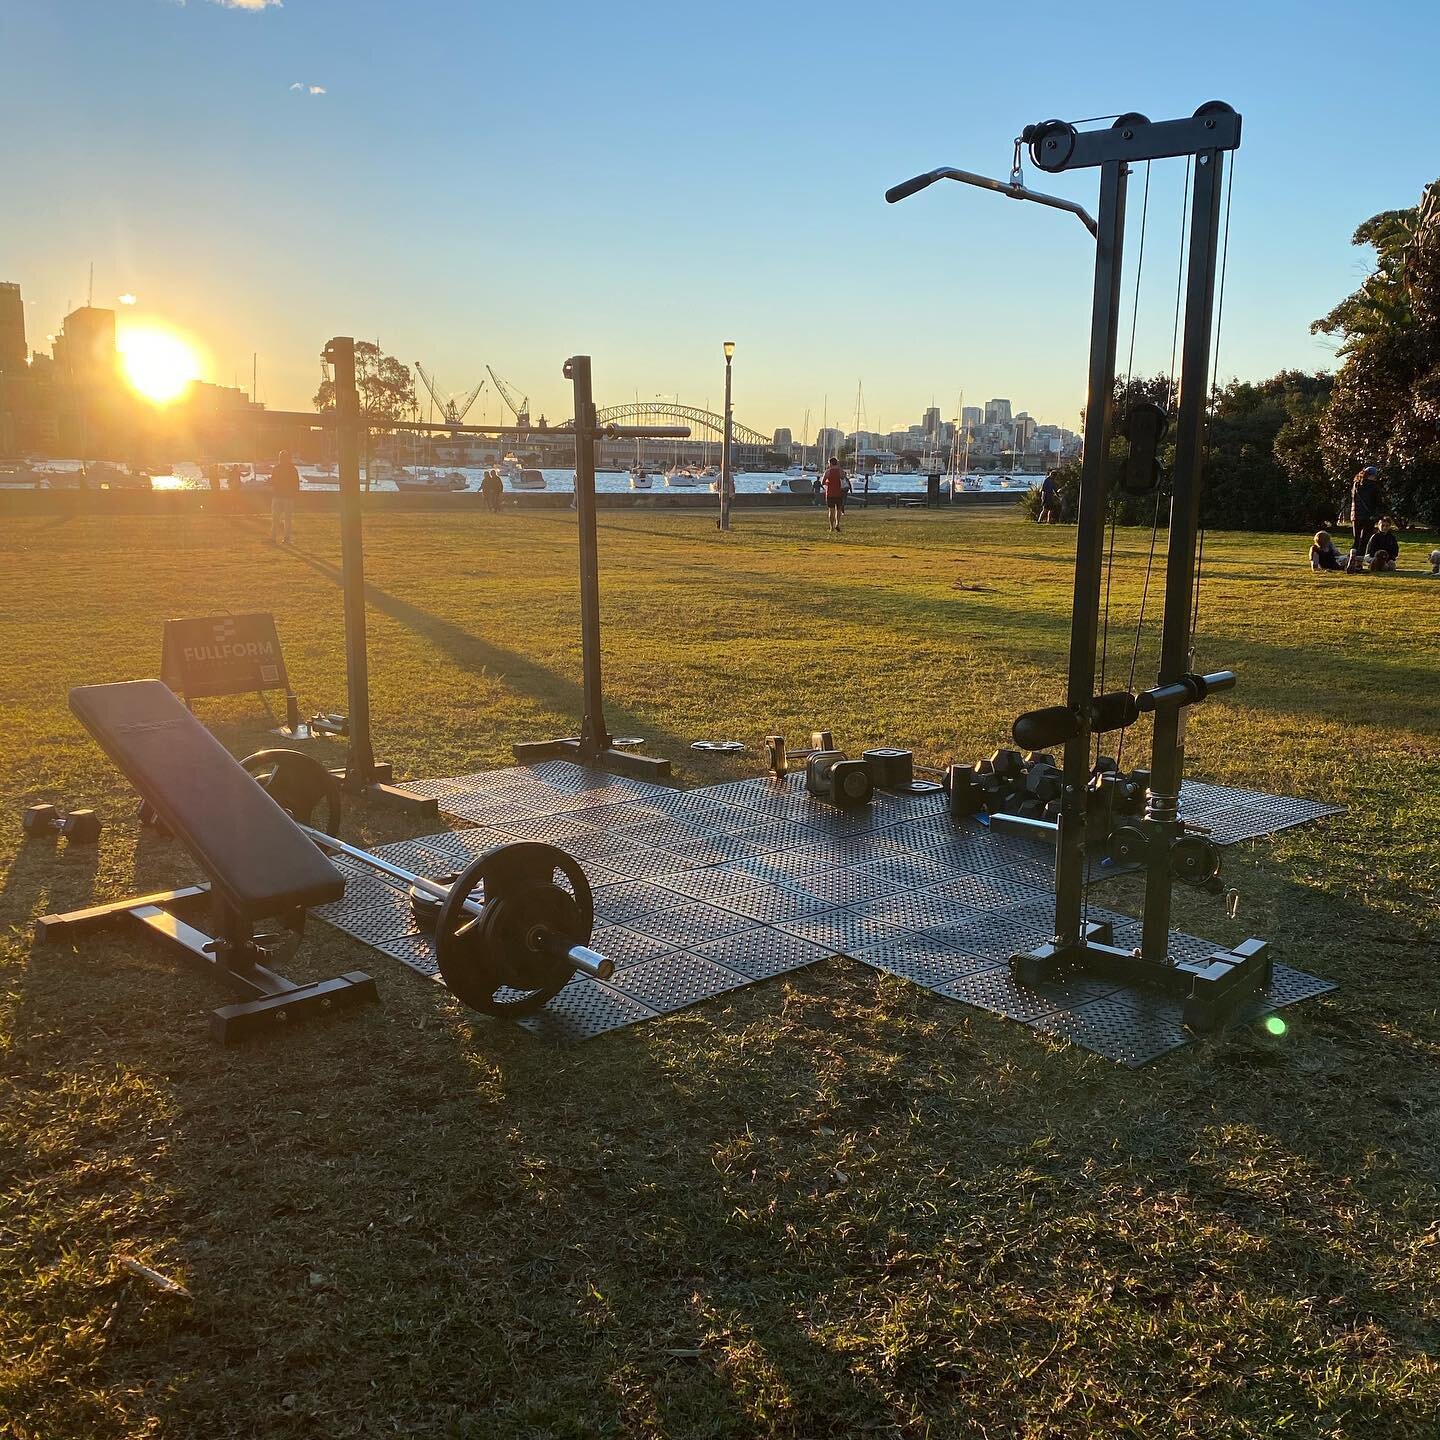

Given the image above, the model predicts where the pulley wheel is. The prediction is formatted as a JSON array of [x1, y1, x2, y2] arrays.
[[241, 749, 343, 836], [1105, 824, 1151, 867], [1170, 833, 1222, 885], [1124, 400, 1170, 452], [1112, 111, 1152, 133], [435, 841, 594, 1018], [1117, 454, 1163, 497], [1027, 118, 1076, 171]]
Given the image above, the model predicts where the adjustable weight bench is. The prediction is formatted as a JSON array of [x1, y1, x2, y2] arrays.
[[36, 680, 378, 1043]]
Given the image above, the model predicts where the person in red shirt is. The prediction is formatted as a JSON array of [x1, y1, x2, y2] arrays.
[[269, 449, 301, 544], [822, 456, 847, 533]]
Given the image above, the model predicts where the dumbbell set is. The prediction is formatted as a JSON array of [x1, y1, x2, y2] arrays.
[[765, 731, 945, 810], [21, 803, 102, 844], [944, 748, 1149, 837], [945, 746, 1223, 889]]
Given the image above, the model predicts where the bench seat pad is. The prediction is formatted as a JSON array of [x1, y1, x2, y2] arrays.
[[70, 680, 345, 919]]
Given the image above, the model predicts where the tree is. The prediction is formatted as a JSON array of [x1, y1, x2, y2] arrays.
[[1315, 179, 1440, 525], [313, 340, 417, 422], [1022, 370, 1338, 530], [1204, 371, 1335, 530], [313, 341, 418, 488]]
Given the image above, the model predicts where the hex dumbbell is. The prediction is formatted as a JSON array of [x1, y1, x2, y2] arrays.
[[804, 751, 874, 808], [22, 804, 102, 844]]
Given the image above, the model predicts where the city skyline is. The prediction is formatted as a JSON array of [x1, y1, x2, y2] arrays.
[[5, 2, 1438, 434], [2, 277, 1084, 451]]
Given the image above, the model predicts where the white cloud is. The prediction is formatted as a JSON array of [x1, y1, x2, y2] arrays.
[[308, 85, 326, 95], [289, 80, 327, 95], [210, 1, 284, 10], [289, 81, 304, 90]]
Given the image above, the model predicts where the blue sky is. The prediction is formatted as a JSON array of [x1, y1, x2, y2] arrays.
[[3, 0, 1437, 436]]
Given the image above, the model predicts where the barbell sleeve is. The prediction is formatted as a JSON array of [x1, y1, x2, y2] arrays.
[[1135, 670, 1237, 713], [555, 938, 613, 984]]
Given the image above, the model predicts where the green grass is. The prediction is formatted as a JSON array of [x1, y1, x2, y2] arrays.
[[1, 502, 1437, 1439]]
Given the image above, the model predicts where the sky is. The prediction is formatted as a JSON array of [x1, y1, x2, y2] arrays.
[[3, 0, 1438, 438]]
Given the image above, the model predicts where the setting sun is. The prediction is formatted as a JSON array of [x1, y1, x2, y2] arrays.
[[118, 326, 201, 404]]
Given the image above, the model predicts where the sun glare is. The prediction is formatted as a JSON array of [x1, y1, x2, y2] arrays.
[[118, 326, 201, 404]]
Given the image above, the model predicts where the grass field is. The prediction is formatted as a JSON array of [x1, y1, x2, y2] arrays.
[[2, 501, 1438, 1439]]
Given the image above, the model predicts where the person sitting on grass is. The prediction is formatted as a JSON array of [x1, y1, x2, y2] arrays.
[[1365, 516, 1400, 572], [1430, 548, 1440, 577], [1309, 529, 1344, 572]]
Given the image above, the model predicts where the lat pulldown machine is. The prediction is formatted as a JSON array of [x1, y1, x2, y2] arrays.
[[889, 103, 1272, 1031]]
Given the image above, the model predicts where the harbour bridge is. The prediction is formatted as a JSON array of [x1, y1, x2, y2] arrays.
[[591, 402, 774, 449]]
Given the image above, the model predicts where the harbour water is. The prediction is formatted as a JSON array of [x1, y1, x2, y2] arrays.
[[3, 462, 1043, 497]]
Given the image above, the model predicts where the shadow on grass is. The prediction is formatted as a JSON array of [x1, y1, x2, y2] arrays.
[[2, 731, 1438, 1440], [268, 533, 694, 760]]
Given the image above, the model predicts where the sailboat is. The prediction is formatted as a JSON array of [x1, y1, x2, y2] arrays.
[[946, 390, 982, 492]]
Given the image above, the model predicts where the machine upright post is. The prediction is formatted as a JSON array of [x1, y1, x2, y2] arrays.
[[328, 336, 375, 785], [1053, 159, 1128, 948], [567, 355, 610, 759], [1140, 145, 1227, 963]]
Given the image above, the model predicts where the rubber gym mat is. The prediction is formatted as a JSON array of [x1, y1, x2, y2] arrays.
[[307, 761, 1339, 1062]]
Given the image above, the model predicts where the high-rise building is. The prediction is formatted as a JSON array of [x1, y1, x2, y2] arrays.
[[922, 405, 941, 438], [0, 283, 26, 372], [815, 426, 844, 458], [52, 305, 117, 385], [985, 398, 1012, 426], [772, 427, 792, 450], [961, 406, 982, 432]]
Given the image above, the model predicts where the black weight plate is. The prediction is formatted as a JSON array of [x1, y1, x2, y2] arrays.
[[435, 842, 594, 1018], [241, 749, 342, 836]]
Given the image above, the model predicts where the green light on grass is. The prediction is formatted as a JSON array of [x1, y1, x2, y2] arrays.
[[1264, 1016, 1288, 1037]]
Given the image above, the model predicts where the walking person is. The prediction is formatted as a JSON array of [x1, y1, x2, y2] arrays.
[[822, 455, 847, 533], [1038, 469, 1060, 524], [269, 449, 300, 544], [481, 464, 503, 514], [1348, 464, 1384, 571]]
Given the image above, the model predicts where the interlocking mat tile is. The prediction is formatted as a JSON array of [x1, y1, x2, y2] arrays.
[[307, 762, 1338, 1060]]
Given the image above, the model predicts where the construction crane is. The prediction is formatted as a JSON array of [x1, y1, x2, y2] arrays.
[[414, 362, 485, 427], [485, 366, 531, 429]]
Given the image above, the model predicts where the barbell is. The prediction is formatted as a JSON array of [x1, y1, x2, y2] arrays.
[[239, 750, 612, 1018]]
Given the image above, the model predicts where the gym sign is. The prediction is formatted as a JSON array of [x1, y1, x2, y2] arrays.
[[161, 613, 289, 701]]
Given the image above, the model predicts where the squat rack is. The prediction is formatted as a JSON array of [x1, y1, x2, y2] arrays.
[[257, 342, 688, 802], [888, 104, 1271, 1030]]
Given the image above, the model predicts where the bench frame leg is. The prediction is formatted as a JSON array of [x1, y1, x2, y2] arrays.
[[36, 885, 379, 1044]]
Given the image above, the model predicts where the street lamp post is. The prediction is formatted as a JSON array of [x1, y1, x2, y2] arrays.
[[719, 340, 735, 531]]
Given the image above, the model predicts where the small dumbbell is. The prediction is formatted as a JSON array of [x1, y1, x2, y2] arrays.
[[804, 751, 874, 809], [767, 728, 840, 779], [22, 804, 102, 844]]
